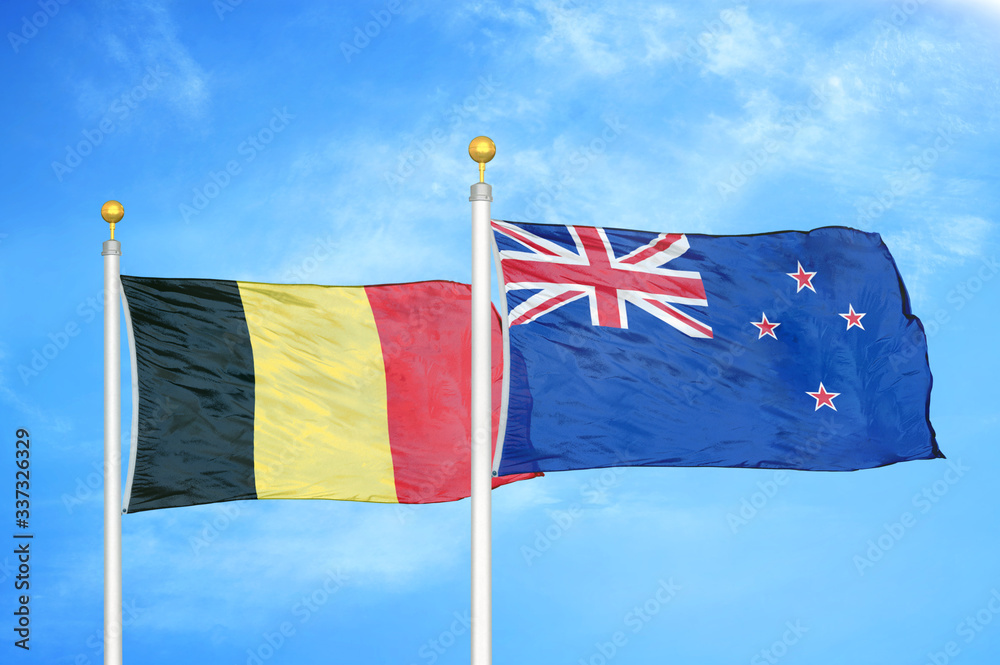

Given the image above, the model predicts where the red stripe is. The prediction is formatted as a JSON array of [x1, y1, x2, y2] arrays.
[[512, 289, 585, 325], [365, 282, 536, 503], [496, 223, 561, 257], [646, 299, 714, 338], [621, 234, 684, 265]]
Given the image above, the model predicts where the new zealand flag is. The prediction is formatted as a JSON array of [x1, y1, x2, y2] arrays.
[[491, 220, 941, 475]]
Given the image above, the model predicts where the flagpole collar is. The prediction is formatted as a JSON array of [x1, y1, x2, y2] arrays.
[[102, 200, 124, 240], [469, 136, 495, 183]]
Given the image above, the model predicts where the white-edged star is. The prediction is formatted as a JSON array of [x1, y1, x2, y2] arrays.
[[787, 262, 817, 293], [839, 304, 866, 330], [751, 313, 781, 339], [806, 383, 840, 411]]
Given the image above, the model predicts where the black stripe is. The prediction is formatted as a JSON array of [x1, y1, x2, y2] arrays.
[[122, 276, 256, 512]]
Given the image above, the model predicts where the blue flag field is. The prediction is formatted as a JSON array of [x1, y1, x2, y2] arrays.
[[492, 221, 941, 476]]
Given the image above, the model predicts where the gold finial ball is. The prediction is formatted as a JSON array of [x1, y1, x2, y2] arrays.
[[101, 200, 124, 224], [468, 136, 496, 165]]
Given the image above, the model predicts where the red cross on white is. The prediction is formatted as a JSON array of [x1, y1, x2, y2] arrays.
[[492, 220, 712, 338]]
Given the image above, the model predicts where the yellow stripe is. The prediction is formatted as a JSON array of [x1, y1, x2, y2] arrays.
[[237, 282, 397, 502]]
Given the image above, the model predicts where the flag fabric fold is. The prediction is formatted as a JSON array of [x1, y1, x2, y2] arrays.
[[121, 276, 534, 513], [490, 221, 941, 476]]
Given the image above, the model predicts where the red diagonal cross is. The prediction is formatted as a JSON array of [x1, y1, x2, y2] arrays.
[[502, 226, 706, 328]]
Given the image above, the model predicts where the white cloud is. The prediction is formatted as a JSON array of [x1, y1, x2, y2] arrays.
[[533, 1, 628, 76], [468, 0, 680, 77], [514, 3, 782, 80], [935, 216, 994, 257], [701, 7, 782, 77], [0, 362, 73, 434], [640, 6, 681, 65], [883, 216, 995, 308], [93, 1, 210, 119]]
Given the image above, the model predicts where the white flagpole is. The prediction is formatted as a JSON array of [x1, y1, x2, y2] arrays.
[[469, 137, 495, 665], [102, 201, 124, 665]]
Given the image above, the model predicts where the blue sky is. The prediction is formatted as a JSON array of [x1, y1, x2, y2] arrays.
[[2, 0, 999, 663]]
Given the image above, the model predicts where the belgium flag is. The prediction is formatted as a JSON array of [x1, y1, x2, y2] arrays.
[[121, 276, 534, 513]]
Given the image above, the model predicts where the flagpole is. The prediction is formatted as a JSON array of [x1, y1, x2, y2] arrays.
[[469, 137, 495, 665], [102, 200, 124, 665]]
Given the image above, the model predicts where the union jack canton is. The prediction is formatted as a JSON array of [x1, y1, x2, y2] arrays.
[[491, 220, 712, 338]]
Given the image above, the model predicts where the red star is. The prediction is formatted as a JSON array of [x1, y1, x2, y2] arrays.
[[839, 304, 866, 330], [787, 262, 816, 293], [751, 313, 781, 339], [806, 383, 840, 411]]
